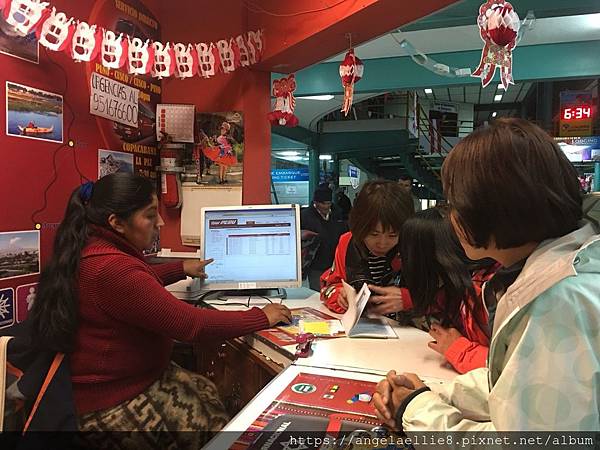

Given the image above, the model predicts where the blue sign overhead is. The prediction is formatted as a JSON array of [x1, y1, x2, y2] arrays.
[[348, 165, 359, 178], [271, 168, 309, 182]]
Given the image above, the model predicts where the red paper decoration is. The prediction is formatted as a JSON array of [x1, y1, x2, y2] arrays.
[[472, 0, 520, 89], [268, 74, 299, 127], [339, 49, 364, 116]]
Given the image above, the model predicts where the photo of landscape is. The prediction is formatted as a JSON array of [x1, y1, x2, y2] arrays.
[[6, 81, 63, 143], [0, 230, 40, 281]]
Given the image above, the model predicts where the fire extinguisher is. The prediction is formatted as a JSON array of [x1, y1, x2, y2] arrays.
[[158, 142, 184, 208]]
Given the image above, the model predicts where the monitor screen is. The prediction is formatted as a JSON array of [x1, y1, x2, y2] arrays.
[[200, 204, 301, 290]]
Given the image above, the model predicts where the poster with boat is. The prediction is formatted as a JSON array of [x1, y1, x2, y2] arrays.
[[98, 149, 134, 178], [6, 81, 63, 143]]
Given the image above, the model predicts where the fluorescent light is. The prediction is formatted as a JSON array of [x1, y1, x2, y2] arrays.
[[319, 154, 332, 160], [297, 95, 334, 101], [491, 111, 497, 118], [494, 94, 503, 102], [284, 155, 303, 161], [279, 151, 299, 156], [497, 83, 504, 89], [424, 88, 433, 94]]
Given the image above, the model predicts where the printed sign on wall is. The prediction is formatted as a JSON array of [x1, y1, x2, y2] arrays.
[[90, 72, 139, 128], [16, 283, 38, 323], [0, 288, 15, 329]]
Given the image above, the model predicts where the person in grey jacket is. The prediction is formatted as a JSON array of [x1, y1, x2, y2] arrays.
[[374, 118, 600, 431]]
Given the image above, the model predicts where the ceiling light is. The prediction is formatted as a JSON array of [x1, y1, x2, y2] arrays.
[[492, 111, 497, 118], [497, 83, 504, 89], [297, 95, 334, 101], [319, 154, 332, 160], [424, 88, 433, 94], [279, 151, 299, 156], [494, 94, 503, 102], [284, 155, 303, 161]]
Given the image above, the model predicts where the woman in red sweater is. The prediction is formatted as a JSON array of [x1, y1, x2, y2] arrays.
[[29, 173, 291, 446], [400, 207, 499, 373]]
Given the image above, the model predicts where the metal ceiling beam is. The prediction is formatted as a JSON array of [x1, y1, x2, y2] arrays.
[[286, 40, 600, 97]]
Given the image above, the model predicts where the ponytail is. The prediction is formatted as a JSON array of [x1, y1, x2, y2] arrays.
[[30, 174, 156, 352], [30, 184, 91, 352]]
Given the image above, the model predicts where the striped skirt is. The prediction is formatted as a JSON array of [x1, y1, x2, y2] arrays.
[[78, 362, 229, 449]]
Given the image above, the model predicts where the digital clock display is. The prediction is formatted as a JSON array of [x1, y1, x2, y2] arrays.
[[562, 106, 592, 120]]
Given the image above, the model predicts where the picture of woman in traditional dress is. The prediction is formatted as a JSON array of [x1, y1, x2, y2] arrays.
[[202, 121, 238, 184]]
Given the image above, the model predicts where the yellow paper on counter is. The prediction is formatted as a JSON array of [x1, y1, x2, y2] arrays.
[[300, 319, 345, 336]]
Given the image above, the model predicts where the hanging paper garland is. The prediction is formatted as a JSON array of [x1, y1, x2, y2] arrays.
[[339, 48, 363, 116], [127, 37, 153, 75], [471, 0, 520, 90], [3, 0, 49, 36], [36, 7, 74, 51], [268, 73, 299, 127], [71, 21, 102, 63], [0, 0, 264, 81]]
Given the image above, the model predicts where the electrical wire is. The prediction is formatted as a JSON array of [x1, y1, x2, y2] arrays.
[[30, 47, 87, 226], [242, 0, 351, 17]]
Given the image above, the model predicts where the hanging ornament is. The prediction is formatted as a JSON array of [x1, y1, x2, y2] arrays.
[[215, 39, 235, 73], [196, 42, 216, 78], [101, 30, 127, 69], [36, 7, 74, 52], [268, 73, 299, 127], [71, 21, 101, 62], [127, 37, 153, 75], [234, 34, 250, 67], [247, 29, 263, 62], [3, 0, 49, 36], [174, 43, 198, 79], [339, 48, 364, 116], [211, 42, 223, 74], [472, 0, 520, 90], [151, 41, 175, 79]]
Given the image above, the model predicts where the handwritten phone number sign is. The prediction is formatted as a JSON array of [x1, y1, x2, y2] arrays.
[[90, 72, 139, 128]]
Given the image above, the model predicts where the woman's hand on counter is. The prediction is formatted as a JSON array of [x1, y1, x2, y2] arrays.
[[262, 303, 293, 327], [427, 323, 462, 355]]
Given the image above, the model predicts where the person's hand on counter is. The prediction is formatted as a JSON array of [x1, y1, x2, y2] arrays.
[[427, 323, 462, 355], [374, 371, 427, 429], [262, 303, 293, 327]]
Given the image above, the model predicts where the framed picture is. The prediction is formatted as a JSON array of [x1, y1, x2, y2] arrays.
[[6, 81, 64, 143], [98, 149, 135, 178], [0, 14, 39, 64], [0, 230, 40, 281]]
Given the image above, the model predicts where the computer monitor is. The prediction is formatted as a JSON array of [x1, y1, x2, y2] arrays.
[[200, 204, 302, 293]]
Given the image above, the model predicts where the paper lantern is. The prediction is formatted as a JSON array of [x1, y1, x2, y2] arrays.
[[268, 73, 299, 127], [472, 0, 520, 89], [339, 49, 363, 116]]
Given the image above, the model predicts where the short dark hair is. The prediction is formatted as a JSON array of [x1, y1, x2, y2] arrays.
[[398, 175, 413, 182], [442, 118, 582, 249], [349, 179, 414, 243]]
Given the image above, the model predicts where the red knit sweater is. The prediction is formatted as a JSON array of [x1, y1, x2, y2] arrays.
[[70, 226, 269, 414]]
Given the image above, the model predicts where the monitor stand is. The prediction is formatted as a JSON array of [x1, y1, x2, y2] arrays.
[[206, 288, 287, 300]]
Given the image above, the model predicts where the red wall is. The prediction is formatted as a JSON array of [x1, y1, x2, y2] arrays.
[[158, 0, 271, 251], [0, 0, 160, 297]]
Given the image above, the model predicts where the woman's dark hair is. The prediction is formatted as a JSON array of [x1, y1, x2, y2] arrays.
[[442, 118, 582, 249], [29, 173, 156, 352], [349, 179, 414, 243], [400, 207, 476, 327]]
